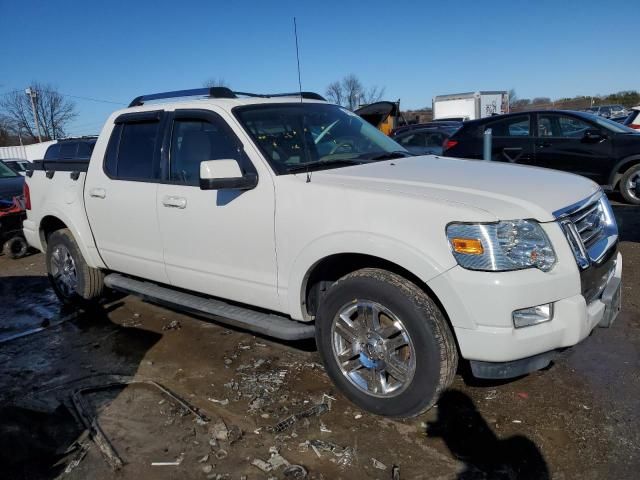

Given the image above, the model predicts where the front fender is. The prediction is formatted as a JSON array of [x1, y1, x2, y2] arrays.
[[285, 231, 456, 321]]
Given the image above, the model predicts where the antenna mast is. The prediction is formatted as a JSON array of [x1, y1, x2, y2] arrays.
[[293, 17, 303, 102]]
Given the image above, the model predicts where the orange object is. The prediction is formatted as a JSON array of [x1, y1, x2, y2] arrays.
[[451, 238, 484, 255]]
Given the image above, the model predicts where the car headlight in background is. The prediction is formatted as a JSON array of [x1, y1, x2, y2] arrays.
[[446, 220, 556, 272]]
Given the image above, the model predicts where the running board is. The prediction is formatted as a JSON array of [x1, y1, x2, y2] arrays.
[[103, 273, 315, 341]]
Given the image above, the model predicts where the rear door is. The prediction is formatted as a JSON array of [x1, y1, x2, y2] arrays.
[[534, 112, 612, 183], [84, 111, 169, 283], [484, 114, 535, 164]]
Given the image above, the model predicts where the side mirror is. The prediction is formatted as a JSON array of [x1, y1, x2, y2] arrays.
[[583, 128, 606, 142], [199, 159, 257, 191]]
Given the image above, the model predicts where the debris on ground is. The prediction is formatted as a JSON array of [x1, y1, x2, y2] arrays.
[[210, 419, 229, 441], [162, 320, 182, 331], [485, 389, 498, 400], [208, 397, 230, 406], [283, 464, 308, 479], [270, 403, 329, 433], [152, 453, 184, 466], [305, 439, 355, 467], [392, 464, 400, 479], [371, 457, 387, 470], [251, 446, 292, 473]]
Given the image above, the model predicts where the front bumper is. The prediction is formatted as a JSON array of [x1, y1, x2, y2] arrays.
[[428, 247, 621, 367]]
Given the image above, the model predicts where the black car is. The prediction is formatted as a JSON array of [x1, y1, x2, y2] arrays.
[[44, 136, 97, 162], [443, 110, 640, 204], [0, 160, 24, 201], [392, 125, 459, 156]]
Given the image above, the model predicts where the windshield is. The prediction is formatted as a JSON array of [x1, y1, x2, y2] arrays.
[[235, 103, 408, 174], [0, 161, 18, 178], [583, 113, 638, 133]]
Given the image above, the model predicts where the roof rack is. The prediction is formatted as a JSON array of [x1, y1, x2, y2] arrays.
[[128, 87, 326, 107]]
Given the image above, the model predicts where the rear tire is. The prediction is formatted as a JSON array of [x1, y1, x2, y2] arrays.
[[315, 268, 458, 417], [3, 235, 28, 259], [619, 164, 640, 205], [46, 229, 104, 307]]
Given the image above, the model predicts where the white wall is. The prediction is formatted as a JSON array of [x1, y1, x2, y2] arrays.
[[0, 140, 56, 161]]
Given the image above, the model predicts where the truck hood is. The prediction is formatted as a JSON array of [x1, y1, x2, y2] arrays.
[[313, 156, 600, 222]]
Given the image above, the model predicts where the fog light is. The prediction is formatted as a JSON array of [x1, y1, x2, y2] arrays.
[[513, 303, 553, 328]]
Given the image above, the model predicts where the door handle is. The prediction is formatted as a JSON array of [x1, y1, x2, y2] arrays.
[[536, 142, 552, 148], [89, 188, 106, 199], [162, 196, 187, 209]]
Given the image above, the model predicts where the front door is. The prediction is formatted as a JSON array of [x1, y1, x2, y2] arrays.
[[84, 110, 169, 283], [534, 113, 613, 184], [156, 109, 279, 311]]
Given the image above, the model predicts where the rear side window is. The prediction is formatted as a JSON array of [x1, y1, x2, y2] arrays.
[[104, 120, 161, 180], [76, 142, 95, 158], [486, 115, 530, 137], [59, 143, 77, 159], [44, 144, 60, 160]]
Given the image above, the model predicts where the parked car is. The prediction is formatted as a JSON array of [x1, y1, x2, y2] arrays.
[[443, 110, 640, 204], [390, 120, 462, 137], [585, 105, 627, 119], [391, 125, 459, 155], [623, 106, 640, 130], [43, 136, 97, 162], [2, 159, 31, 176], [0, 160, 24, 201], [24, 87, 621, 417]]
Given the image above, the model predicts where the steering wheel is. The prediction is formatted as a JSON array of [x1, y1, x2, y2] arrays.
[[328, 137, 357, 155]]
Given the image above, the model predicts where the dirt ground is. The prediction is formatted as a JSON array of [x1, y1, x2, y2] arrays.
[[0, 198, 638, 480]]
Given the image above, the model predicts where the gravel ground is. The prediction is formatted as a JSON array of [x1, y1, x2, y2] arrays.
[[0, 198, 638, 479]]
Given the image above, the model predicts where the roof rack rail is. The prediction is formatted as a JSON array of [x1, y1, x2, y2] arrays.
[[128, 88, 326, 107]]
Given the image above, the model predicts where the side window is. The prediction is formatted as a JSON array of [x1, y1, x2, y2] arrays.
[[44, 144, 60, 160], [169, 117, 242, 186], [77, 142, 94, 159], [59, 143, 77, 159], [486, 115, 530, 137], [538, 114, 592, 138], [397, 133, 425, 147], [104, 121, 161, 180]]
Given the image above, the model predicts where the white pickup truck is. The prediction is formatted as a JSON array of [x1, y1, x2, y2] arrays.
[[23, 87, 622, 417]]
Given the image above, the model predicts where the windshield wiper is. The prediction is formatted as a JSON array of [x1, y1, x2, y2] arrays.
[[286, 159, 363, 174], [361, 151, 412, 161]]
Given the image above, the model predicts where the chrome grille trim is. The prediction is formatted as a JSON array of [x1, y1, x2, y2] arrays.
[[554, 191, 618, 270]]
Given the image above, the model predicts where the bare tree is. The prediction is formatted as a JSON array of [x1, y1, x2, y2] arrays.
[[342, 74, 364, 110], [325, 81, 344, 106], [361, 85, 385, 105], [0, 82, 77, 141], [203, 78, 230, 88], [325, 75, 386, 110], [0, 114, 13, 147]]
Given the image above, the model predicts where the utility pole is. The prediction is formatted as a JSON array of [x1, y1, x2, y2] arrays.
[[25, 87, 43, 142]]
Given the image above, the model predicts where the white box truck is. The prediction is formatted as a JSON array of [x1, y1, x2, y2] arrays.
[[433, 91, 509, 121]]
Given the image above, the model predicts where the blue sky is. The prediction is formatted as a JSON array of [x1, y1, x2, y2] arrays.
[[2, 0, 638, 136]]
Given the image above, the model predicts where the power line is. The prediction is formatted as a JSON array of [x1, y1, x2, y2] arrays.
[[1, 88, 126, 105]]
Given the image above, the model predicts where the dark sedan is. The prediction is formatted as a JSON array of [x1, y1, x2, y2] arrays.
[[0, 160, 24, 201], [391, 124, 460, 156], [443, 110, 640, 204]]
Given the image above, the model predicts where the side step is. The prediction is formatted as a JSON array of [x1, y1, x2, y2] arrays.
[[104, 273, 315, 341]]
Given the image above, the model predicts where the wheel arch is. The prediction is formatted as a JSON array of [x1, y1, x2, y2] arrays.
[[38, 211, 105, 269], [287, 233, 455, 323], [608, 154, 640, 188]]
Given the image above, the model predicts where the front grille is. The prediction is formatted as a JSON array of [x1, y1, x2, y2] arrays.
[[555, 192, 618, 271], [566, 199, 606, 249]]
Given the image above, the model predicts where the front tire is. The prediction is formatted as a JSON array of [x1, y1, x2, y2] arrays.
[[3, 235, 28, 259], [315, 268, 458, 417], [46, 229, 104, 307], [620, 164, 640, 205]]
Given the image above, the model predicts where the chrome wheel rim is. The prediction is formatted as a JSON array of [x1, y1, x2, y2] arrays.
[[625, 172, 640, 201], [331, 300, 416, 398], [50, 245, 77, 297]]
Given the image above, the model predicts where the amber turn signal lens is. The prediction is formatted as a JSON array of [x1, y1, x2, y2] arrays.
[[451, 238, 484, 255]]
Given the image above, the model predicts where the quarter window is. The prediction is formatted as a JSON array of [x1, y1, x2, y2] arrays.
[[486, 115, 530, 137]]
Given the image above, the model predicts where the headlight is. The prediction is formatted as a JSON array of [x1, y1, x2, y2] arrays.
[[446, 220, 556, 272]]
